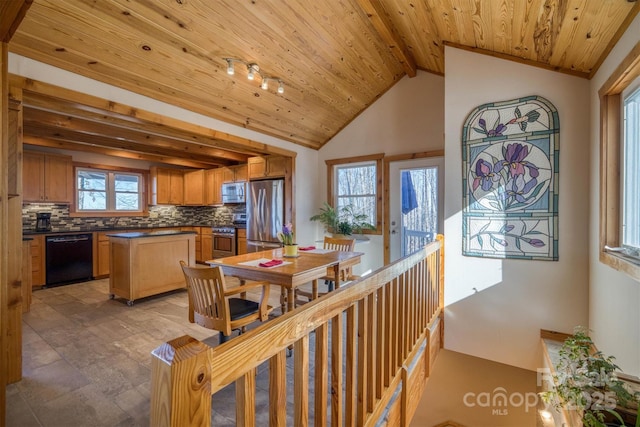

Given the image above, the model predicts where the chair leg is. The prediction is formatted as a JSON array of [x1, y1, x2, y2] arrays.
[[327, 280, 335, 292], [219, 332, 230, 345]]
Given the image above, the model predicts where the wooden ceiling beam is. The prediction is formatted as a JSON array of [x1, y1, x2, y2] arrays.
[[23, 123, 234, 167], [23, 136, 218, 169], [23, 107, 247, 164], [354, 0, 417, 78], [0, 0, 31, 42], [21, 92, 253, 161], [10, 75, 298, 157]]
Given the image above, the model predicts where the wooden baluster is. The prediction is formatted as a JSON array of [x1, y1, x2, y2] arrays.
[[294, 336, 309, 426], [345, 305, 357, 426], [237, 368, 256, 427], [331, 313, 344, 427], [314, 323, 328, 427], [269, 350, 287, 427], [375, 287, 385, 400], [356, 298, 368, 425]]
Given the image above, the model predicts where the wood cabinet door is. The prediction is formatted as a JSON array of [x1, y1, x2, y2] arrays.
[[151, 167, 171, 204], [201, 229, 212, 261], [235, 164, 248, 182], [183, 169, 204, 205], [23, 151, 44, 202], [30, 235, 45, 287], [236, 228, 247, 255], [204, 169, 214, 205], [97, 237, 110, 276], [266, 156, 288, 177], [222, 167, 235, 183], [168, 169, 184, 205], [204, 169, 223, 205], [44, 154, 72, 203], [248, 157, 266, 179]]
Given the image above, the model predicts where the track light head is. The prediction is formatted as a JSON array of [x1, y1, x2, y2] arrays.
[[247, 63, 259, 80], [225, 59, 234, 75]]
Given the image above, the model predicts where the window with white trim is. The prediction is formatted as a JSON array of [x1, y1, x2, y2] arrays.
[[335, 161, 377, 225], [622, 81, 640, 254], [76, 167, 143, 213], [326, 154, 383, 234]]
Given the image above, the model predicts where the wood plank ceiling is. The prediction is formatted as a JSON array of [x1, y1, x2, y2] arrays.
[[7, 0, 640, 160]]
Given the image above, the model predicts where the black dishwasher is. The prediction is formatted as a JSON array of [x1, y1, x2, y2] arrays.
[[45, 234, 93, 286]]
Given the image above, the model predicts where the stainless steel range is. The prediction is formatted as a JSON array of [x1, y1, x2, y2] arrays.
[[212, 225, 236, 258]]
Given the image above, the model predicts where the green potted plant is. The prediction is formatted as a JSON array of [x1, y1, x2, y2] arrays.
[[540, 327, 639, 427], [310, 202, 375, 237]]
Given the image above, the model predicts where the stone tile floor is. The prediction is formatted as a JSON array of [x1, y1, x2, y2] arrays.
[[6, 278, 539, 427], [6, 278, 294, 427]]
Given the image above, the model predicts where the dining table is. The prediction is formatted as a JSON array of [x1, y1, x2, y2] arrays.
[[205, 247, 364, 314]]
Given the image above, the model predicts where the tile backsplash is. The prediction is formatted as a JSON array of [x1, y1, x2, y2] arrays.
[[22, 204, 245, 232]]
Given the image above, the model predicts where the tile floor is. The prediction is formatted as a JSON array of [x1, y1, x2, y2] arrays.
[[6, 278, 287, 427], [6, 278, 539, 427]]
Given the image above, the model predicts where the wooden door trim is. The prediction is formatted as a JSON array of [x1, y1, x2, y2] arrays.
[[382, 150, 444, 265]]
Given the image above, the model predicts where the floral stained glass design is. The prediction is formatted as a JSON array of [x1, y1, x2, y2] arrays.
[[462, 96, 559, 260]]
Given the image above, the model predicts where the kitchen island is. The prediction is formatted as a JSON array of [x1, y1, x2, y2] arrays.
[[108, 230, 196, 305]]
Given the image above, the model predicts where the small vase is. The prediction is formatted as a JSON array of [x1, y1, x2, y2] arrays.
[[283, 244, 298, 257]]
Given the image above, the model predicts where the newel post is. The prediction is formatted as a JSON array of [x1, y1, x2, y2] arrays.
[[150, 335, 212, 427]]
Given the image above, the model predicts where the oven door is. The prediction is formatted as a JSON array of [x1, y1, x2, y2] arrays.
[[213, 233, 236, 258]]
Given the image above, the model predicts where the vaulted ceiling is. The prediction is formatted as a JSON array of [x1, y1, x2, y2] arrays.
[[6, 0, 640, 158]]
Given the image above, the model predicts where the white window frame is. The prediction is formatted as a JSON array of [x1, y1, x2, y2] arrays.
[[73, 165, 148, 217], [326, 153, 383, 234], [621, 79, 640, 255]]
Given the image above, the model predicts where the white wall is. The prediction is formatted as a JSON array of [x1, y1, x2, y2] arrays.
[[589, 14, 640, 377], [319, 71, 445, 274], [444, 47, 590, 370], [9, 54, 320, 246]]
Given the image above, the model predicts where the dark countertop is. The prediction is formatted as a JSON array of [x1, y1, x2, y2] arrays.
[[22, 225, 216, 236], [106, 230, 197, 239]]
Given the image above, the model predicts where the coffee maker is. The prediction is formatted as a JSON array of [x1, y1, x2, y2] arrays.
[[36, 212, 52, 232]]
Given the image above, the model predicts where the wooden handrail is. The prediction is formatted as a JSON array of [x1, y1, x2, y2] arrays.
[[151, 237, 444, 426]]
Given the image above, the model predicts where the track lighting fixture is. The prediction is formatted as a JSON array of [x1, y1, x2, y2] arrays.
[[222, 58, 285, 94], [247, 63, 258, 80]]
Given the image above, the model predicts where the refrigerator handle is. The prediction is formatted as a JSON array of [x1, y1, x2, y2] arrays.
[[258, 188, 265, 241]]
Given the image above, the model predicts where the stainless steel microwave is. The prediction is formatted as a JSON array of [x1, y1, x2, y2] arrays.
[[221, 182, 246, 203]]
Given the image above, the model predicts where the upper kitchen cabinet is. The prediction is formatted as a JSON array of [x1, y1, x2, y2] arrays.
[[204, 168, 223, 205], [150, 166, 184, 205], [222, 164, 248, 183], [23, 151, 73, 203], [183, 169, 205, 206], [248, 155, 291, 179]]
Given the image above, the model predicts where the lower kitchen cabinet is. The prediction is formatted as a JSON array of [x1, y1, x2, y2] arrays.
[[237, 228, 247, 255], [181, 227, 202, 261], [22, 240, 32, 313], [200, 227, 212, 262], [109, 232, 196, 305], [96, 231, 114, 277], [30, 235, 45, 288]]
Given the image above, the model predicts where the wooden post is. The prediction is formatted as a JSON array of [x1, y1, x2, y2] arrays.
[[0, 40, 9, 427], [150, 335, 212, 427], [6, 97, 23, 384]]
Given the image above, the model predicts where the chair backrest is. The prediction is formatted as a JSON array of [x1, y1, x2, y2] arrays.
[[323, 236, 356, 252], [179, 261, 229, 332]]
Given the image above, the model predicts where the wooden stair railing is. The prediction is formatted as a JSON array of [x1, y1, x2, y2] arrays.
[[151, 237, 444, 427]]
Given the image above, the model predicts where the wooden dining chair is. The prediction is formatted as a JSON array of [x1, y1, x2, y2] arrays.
[[295, 236, 357, 304], [179, 261, 271, 345]]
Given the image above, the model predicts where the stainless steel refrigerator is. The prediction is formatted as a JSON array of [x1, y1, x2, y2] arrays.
[[247, 178, 284, 252]]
